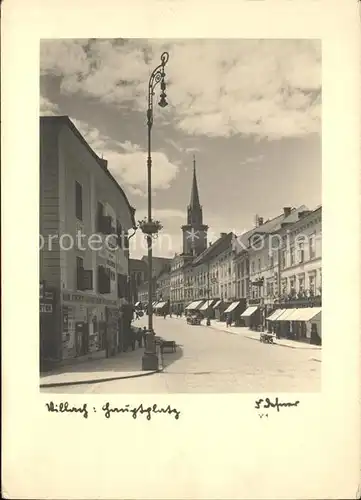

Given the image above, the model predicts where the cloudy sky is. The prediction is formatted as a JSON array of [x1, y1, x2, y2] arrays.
[[40, 38, 321, 259]]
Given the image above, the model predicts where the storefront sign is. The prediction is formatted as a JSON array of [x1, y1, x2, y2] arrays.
[[62, 291, 117, 307], [40, 303, 53, 313]]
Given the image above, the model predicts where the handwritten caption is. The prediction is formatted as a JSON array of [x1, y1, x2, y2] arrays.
[[255, 397, 300, 418], [45, 401, 181, 420]]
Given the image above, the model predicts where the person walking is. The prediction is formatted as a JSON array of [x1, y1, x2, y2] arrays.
[[137, 328, 143, 348], [226, 314, 232, 327]]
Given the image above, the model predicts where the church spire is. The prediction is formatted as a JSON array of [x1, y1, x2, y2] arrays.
[[189, 155, 201, 210]]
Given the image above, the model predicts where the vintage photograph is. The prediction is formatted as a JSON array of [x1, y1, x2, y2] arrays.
[[39, 38, 322, 394]]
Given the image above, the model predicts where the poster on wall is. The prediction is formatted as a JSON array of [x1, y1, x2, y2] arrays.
[[62, 306, 76, 359]]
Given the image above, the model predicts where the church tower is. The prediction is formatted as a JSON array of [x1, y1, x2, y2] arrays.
[[182, 156, 208, 256]]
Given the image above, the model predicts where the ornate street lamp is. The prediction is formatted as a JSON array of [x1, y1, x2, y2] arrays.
[[141, 52, 170, 371]]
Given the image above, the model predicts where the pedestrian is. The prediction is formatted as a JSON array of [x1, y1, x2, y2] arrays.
[[137, 328, 143, 348], [226, 314, 232, 327], [163, 311, 166, 319]]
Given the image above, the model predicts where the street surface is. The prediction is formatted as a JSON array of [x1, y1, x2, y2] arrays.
[[41, 316, 321, 394]]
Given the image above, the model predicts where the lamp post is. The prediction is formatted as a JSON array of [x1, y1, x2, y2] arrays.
[[141, 52, 169, 371], [206, 261, 211, 326]]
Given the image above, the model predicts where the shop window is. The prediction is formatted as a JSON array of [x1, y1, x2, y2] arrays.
[[75, 181, 83, 221]]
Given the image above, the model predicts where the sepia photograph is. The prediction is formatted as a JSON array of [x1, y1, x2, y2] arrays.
[[39, 38, 322, 394]]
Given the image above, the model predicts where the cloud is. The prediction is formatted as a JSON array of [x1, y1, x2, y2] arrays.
[[240, 154, 265, 166], [40, 96, 60, 116], [136, 208, 186, 221], [65, 117, 179, 192], [164, 138, 183, 152], [41, 39, 321, 140], [39, 106, 179, 193], [106, 150, 179, 194]]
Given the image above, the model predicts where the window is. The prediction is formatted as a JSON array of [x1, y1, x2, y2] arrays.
[[309, 274, 315, 294], [251, 261, 255, 274], [290, 247, 295, 266], [75, 181, 83, 221], [298, 276, 304, 292], [98, 265, 111, 294], [258, 258, 261, 271], [298, 242, 304, 263], [76, 256, 84, 290], [117, 220, 123, 248], [281, 250, 286, 269], [309, 235, 316, 259], [269, 254, 274, 268]]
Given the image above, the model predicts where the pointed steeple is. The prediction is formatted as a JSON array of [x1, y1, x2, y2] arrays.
[[187, 155, 203, 226], [189, 155, 201, 210]]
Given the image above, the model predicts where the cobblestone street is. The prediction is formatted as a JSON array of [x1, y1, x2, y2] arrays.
[[41, 315, 321, 394]]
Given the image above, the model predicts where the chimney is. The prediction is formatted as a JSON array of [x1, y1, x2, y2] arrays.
[[298, 210, 312, 219], [99, 158, 108, 170], [283, 207, 292, 217], [258, 216, 264, 226]]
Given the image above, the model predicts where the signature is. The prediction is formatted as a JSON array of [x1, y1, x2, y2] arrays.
[[255, 397, 300, 412]]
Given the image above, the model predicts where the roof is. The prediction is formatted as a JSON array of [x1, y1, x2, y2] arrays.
[[192, 232, 234, 265], [40, 115, 136, 228], [233, 206, 309, 253]]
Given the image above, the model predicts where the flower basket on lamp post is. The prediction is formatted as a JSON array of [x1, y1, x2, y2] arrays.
[[138, 218, 163, 235]]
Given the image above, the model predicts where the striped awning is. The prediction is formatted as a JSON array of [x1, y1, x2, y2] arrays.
[[185, 300, 204, 311], [240, 306, 259, 318], [155, 301, 167, 310], [200, 300, 215, 311], [224, 301, 241, 314], [266, 309, 285, 322], [284, 307, 322, 322], [135, 301, 141, 307], [213, 300, 222, 309], [277, 309, 297, 321]]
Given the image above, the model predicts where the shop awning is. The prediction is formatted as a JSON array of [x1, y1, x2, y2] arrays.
[[266, 309, 285, 322], [277, 309, 297, 321], [135, 301, 141, 307], [199, 299, 215, 311], [185, 300, 204, 311], [285, 307, 322, 322], [152, 301, 158, 307], [213, 300, 222, 309], [241, 306, 259, 318], [224, 301, 241, 314], [155, 301, 167, 310]]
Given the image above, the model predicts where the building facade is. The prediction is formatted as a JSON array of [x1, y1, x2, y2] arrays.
[[129, 258, 148, 304], [232, 206, 322, 342], [40, 116, 136, 367]]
